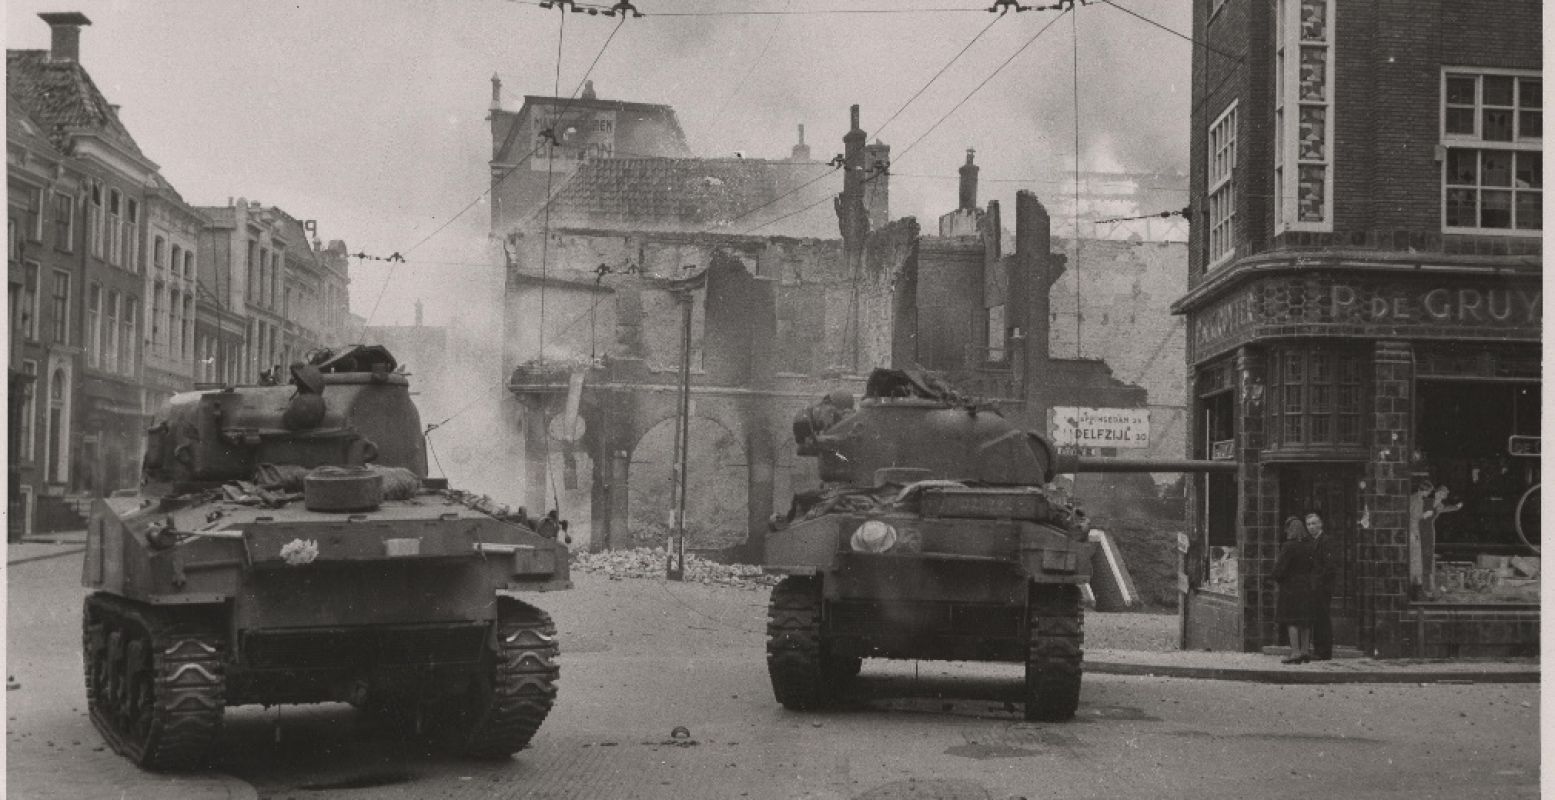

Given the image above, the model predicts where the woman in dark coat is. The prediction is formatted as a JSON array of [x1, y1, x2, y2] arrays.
[[1271, 516, 1317, 664]]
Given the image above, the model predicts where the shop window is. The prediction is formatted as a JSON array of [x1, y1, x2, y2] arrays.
[[1267, 346, 1366, 455], [1442, 70, 1541, 234], [1195, 389, 1238, 596], [1416, 381, 1541, 606]]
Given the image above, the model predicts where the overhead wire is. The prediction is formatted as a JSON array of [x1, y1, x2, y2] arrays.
[[363, 10, 629, 330], [1097, 0, 1242, 62], [888, 7, 1070, 164], [743, 5, 1072, 235]]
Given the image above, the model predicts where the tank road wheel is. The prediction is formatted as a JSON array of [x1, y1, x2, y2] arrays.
[[766, 576, 840, 710], [82, 593, 226, 771], [446, 597, 560, 759], [1024, 583, 1084, 722]]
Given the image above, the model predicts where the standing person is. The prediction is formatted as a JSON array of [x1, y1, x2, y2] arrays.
[[1271, 516, 1317, 664], [1305, 511, 1335, 660], [1418, 484, 1464, 598]]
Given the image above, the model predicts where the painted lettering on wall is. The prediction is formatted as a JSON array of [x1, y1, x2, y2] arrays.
[[1330, 286, 1541, 325], [1050, 407, 1151, 450], [1192, 278, 1542, 351]]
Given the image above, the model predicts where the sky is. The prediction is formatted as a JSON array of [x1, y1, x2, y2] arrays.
[[3, 0, 1192, 329]]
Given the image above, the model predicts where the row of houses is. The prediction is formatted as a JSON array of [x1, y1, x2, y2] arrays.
[[6, 12, 354, 537]]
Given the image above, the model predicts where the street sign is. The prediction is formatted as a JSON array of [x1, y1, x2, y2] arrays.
[[1049, 406, 1150, 449]]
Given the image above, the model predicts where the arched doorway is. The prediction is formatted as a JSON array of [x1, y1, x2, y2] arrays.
[[629, 416, 748, 551]]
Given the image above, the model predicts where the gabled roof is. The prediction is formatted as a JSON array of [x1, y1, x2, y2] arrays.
[[6, 95, 64, 159], [6, 49, 146, 157], [526, 156, 842, 238]]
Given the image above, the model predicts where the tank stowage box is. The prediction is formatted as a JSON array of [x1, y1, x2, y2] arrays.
[[83, 346, 570, 770], [765, 368, 1233, 720]]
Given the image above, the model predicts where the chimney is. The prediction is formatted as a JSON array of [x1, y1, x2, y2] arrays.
[[581, 79, 597, 100], [958, 148, 979, 211], [490, 73, 503, 112], [837, 105, 868, 242], [39, 12, 91, 63], [790, 123, 811, 162], [863, 138, 891, 230]]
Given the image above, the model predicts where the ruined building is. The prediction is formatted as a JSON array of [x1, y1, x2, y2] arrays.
[[493, 84, 1188, 558]]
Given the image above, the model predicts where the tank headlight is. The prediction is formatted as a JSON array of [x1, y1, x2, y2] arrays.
[[850, 520, 898, 553]]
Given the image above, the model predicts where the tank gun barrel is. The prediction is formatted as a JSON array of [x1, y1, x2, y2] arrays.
[[1053, 455, 1238, 474]]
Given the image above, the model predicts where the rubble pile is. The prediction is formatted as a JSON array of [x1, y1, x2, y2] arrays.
[[571, 547, 779, 590]]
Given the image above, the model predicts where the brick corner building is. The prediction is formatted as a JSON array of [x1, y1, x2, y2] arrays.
[[1174, 0, 1541, 657]]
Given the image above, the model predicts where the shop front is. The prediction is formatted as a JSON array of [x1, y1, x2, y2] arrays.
[[1176, 259, 1540, 658]]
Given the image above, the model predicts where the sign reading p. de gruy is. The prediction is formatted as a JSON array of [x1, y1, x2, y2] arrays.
[[1049, 407, 1150, 449], [1190, 274, 1542, 358]]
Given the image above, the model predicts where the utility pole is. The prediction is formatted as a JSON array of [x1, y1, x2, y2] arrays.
[[666, 282, 694, 581]]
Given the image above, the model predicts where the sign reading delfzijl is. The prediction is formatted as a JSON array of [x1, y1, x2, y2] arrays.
[[1049, 407, 1150, 450]]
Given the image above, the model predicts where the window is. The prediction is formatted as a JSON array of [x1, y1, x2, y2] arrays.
[[19, 360, 37, 461], [152, 282, 165, 357], [18, 186, 42, 242], [7, 214, 18, 262], [86, 284, 101, 368], [1442, 70, 1542, 234], [121, 298, 138, 375], [52, 192, 73, 252], [50, 270, 69, 344], [124, 199, 140, 272], [1268, 346, 1366, 453], [986, 304, 1006, 362], [182, 295, 193, 362], [183, 249, 194, 281], [88, 183, 105, 259], [19, 262, 39, 340], [104, 290, 119, 374], [107, 188, 122, 266], [154, 236, 167, 271], [1275, 0, 1334, 232], [167, 288, 180, 362], [247, 240, 258, 302], [1207, 102, 1238, 266]]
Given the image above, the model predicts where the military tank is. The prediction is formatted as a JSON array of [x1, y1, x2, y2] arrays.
[[766, 368, 1233, 721], [82, 345, 570, 770]]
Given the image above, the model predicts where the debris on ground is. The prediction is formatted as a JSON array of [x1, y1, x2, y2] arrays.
[[570, 547, 779, 590]]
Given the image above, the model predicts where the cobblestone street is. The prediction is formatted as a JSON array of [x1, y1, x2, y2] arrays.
[[8, 545, 1539, 800]]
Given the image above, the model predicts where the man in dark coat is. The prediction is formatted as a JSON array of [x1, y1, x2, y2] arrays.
[[1305, 512, 1335, 660]]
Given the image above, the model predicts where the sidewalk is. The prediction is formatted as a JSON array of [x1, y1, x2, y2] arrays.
[[1086, 646, 1540, 684]]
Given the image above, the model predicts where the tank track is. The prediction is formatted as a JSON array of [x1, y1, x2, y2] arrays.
[[767, 576, 857, 710], [450, 597, 560, 758], [1024, 583, 1084, 722], [82, 592, 226, 771]]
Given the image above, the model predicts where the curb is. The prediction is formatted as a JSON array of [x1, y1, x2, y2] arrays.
[[1087, 659, 1541, 685]]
